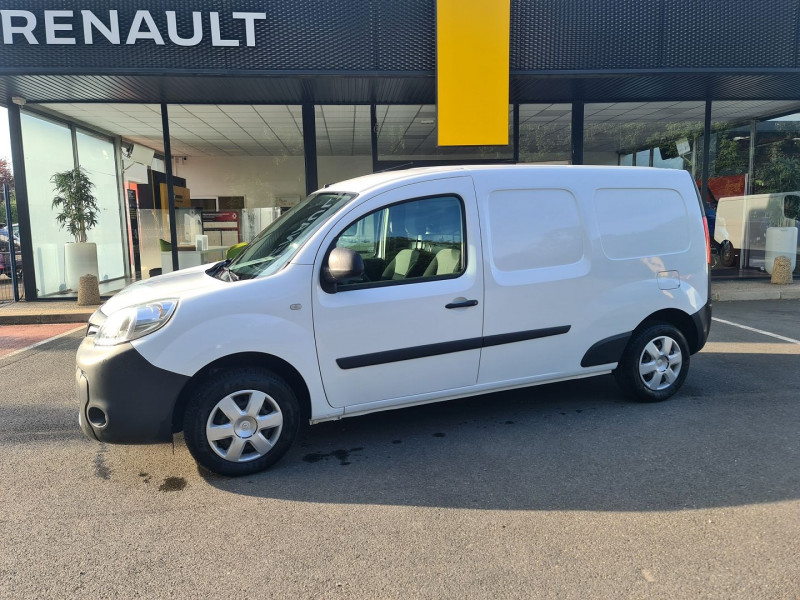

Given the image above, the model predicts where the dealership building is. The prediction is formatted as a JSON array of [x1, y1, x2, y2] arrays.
[[2, 0, 800, 300]]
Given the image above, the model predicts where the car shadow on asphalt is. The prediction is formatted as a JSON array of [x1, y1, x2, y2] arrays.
[[201, 352, 800, 512]]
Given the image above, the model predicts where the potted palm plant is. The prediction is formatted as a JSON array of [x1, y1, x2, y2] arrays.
[[51, 167, 100, 291]]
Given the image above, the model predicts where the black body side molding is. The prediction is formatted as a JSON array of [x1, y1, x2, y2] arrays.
[[337, 326, 571, 370]]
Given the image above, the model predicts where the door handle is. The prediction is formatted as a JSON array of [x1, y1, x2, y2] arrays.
[[445, 299, 479, 309]]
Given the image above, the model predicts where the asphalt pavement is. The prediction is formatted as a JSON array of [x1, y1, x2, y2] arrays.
[[0, 300, 799, 598]]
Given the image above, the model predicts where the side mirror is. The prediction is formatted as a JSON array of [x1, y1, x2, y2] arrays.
[[323, 247, 364, 290]]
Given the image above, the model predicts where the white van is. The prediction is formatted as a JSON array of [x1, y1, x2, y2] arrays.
[[77, 165, 712, 476]]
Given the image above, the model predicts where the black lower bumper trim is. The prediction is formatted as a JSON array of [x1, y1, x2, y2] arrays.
[[691, 299, 712, 354], [77, 337, 190, 444]]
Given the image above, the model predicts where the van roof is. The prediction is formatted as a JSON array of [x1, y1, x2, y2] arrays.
[[319, 164, 690, 195]]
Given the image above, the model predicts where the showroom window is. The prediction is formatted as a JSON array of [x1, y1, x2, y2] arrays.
[[375, 105, 513, 166], [518, 104, 571, 164], [20, 109, 126, 298], [706, 101, 800, 277], [315, 105, 373, 186], [165, 104, 306, 270], [583, 101, 705, 174]]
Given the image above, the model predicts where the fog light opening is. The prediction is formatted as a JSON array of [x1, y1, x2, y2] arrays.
[[87, 406, 107, 428]]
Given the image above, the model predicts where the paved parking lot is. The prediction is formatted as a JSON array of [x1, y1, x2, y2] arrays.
[[1, 300, 799, 598]]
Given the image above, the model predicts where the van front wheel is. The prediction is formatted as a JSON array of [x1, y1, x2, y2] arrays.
[[183, 368, 300, 476], [613, 323, 689, 402]]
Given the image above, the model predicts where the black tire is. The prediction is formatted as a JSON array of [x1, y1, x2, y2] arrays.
[[183, 368, 301, 476], [613, 322, 690, 403], [720, 240, 737, 268]]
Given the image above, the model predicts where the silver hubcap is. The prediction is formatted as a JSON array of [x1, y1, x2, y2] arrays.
[[638, 335, 682, 391], [206, 390, 283, 462]]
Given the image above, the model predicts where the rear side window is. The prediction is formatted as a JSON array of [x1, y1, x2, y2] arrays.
[[595, 188, 689, 260], [488, 189, 583, 271]]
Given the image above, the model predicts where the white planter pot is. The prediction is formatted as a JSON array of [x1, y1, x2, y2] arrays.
[[65, 242, 99, 291], [765, 227, 798, 275]]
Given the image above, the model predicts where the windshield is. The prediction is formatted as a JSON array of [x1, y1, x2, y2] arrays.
[[225, 192, 354, 280]]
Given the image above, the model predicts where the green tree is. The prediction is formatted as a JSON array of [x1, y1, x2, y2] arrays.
[[713, 135, 749, 176], [0, 158, 16, 224], [754, 147, 800, 195]]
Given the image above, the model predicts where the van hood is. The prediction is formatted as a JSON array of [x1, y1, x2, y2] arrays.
[[99, 264, 221, 316]]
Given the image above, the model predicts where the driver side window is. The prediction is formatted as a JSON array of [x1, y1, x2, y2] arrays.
[[334, 195, 465, 289]]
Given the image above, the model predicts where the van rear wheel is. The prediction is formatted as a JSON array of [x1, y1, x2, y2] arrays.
[[613, 323, 689, 402], [183, 368, 300, 476]]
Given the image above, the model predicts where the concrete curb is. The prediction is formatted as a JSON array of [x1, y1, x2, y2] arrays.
[[712, 285, 800, 302], [712, 289, 782, 301], [0, 312, 94, 325], [0, 301, 97, 325]]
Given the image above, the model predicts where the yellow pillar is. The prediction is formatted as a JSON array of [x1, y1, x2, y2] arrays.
[[436, 0, 511, 146]]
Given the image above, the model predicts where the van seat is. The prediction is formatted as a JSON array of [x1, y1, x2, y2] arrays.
[[423, 248, 461, 277], [381, 249, 420, 280]]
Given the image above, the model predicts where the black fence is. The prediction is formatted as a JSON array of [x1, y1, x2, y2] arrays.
[[1, 184, 23, 303]]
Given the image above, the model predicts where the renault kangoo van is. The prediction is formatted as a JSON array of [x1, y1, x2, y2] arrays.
[[77, 165, 712, 476]]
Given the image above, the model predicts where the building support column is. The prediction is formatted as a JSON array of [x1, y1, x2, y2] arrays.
[[571, 101, 584, 165], [160, 103, 179, 272], [701, 100, 712, 207], [7, 103, 37, 301], [370, 104, 379, 174], [747, 119, 756, 196], [302, 103, 318, 195]]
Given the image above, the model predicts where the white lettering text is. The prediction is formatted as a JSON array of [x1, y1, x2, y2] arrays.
[[1, 10, 38, 44], [232, 12, 266, 47], [82, 10, 120, 44], [0, 10, 270, 47], [210, 12, 237, 47], [44, 10, 75, 44], [126, 10, 165, 45], [166, 11, 202, 46]]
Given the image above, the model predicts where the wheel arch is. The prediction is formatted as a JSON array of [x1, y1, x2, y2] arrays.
[[638, 308, 701, 354], [172, 352, 312, 433]]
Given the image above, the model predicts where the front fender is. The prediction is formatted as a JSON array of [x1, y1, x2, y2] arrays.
[[129, 266, 339, 420], [134, 312, 337, 420]]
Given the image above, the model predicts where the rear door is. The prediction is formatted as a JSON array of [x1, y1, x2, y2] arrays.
[[312, 177, 484, 409], [474, 171, 592, 384]]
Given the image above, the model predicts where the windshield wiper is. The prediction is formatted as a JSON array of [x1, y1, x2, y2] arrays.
[[227, 256, 279, 280], [207, 259, 239, 282]]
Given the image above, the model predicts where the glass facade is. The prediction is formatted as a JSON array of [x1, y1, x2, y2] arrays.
[[707, 105, 751, 272], [706, 104, 800, 276], [316, 105, 372, 185], [584, 102, 705, 177], [76, 131, 126, 284], [376, 105, 513, 164], [20, 111, 125, 297], [20, 113, 74, 297], [11, 98, 800, 298], [518, 104, 571, 164], [166, 104, 305, 265]]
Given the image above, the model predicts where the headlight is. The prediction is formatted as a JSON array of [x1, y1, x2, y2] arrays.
[[94, 299, 178, 346]]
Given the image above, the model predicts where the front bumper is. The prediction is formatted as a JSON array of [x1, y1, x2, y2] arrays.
[[76, 337, 190, 444]]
